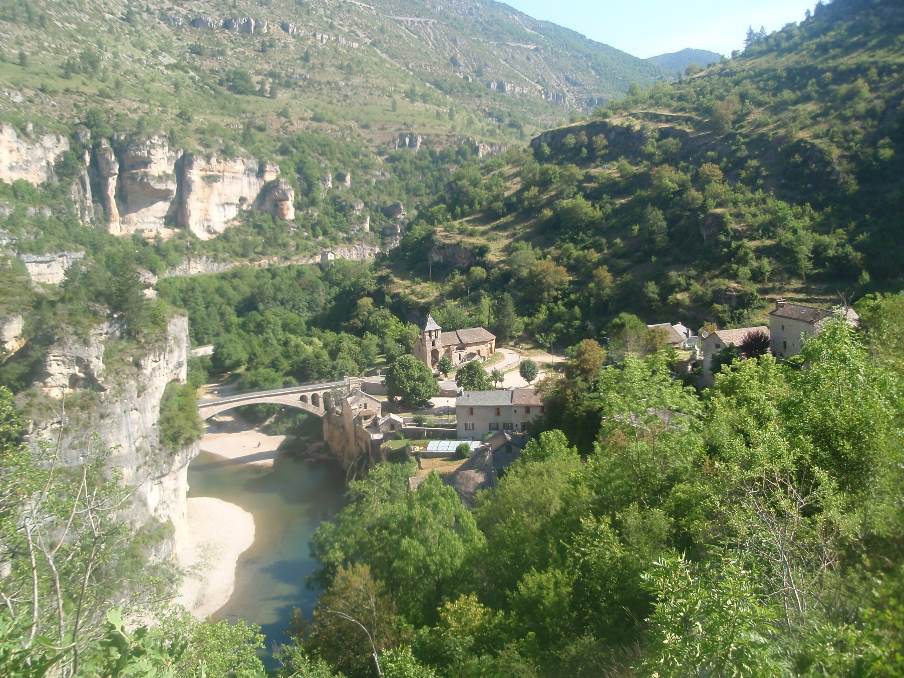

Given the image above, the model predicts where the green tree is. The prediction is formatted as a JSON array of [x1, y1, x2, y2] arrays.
[[639, 555, 785, 677], [566, 339, 606, 382], [312, 467, 485, 625], [456, 361, 492, 391], [386, 355, 438, 408], [297, 564, 407, 678], [490, 369, 504, 388], [493, 293, 522, 344], [159, 382, 203, 451], [519, 359, 539, 385], [436, 355, 453, 378]]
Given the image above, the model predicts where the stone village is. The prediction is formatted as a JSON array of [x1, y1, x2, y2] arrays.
[[305, 299, 859, 499]]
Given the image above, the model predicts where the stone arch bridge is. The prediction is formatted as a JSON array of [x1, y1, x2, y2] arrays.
[[198, 378, 363, 421]]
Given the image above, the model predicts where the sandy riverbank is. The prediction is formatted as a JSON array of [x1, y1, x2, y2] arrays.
[[200, 413, 287, 468], [177, 496, 255, 619]]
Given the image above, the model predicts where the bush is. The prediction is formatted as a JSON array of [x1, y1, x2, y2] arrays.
[[456, 442, 472, 459], [159, 382, 203, 452]]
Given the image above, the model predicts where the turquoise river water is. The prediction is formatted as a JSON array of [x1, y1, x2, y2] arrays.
[[187, 449, 346, 654]]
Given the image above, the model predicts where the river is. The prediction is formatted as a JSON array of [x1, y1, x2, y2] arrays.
[[186, 447, 346, 654]]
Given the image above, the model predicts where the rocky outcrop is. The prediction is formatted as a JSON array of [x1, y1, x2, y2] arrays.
[[383, 201, 406, 220], [29, 315, 197, 557], [257, 179, 295, 221], [321, 172, 333, 191], [336, 171, 352, 188], [0, 123, 70, 186], [280, 21, 300, 36], [395, 133, 423, 152], [190, 16, 216, 29], [84, 137, 283, 239], [162, 243, 384, 278], [0, 314, 24, 356], [116, 136, 181, 235], [69, 150, 95, 225], [93, 140, 121, 230], [19, 251, 85, 285], [176, 155, 279, 239], [476, 142, 506, 159], [353, 214, 371, 232], [223, 17, 267, 34]]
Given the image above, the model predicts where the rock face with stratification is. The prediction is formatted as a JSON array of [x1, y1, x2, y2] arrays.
[[0, 123, 69, 185], [176, 155, 280, 240], [115, 136, 181, 235], [28, 315, 198, 559], [257, 179, 296, 221]]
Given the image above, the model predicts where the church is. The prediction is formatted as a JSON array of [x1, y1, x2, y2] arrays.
[[413, 315, 496, 372]]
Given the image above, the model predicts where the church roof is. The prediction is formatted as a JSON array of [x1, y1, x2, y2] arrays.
[[424, 315, 441, 332], [441, 327, 496, 346]]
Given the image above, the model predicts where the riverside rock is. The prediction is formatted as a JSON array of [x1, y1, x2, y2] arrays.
[[29, 315, 197, 559]]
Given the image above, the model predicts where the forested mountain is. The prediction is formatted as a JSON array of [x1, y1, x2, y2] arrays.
[[382, 0, 904, 348], [647, 47, 722, 75], [0, 0, 663, 148]]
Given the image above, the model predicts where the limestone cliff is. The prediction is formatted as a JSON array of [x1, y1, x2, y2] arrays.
[[175, 154, 280, 240], [115, 136, 181, 236], [19, 251, 85, 285], [27, 315, 198, 557], [0, 123, 69, 186]]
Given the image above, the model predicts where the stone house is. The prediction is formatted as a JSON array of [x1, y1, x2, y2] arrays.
[[456, 388, 544, 440], [414, 315, 496, 372], [323, 389, 403, 468], [647, 322, 698, 350], [769, 299, 860, 358], [700, 326, 769, 386]]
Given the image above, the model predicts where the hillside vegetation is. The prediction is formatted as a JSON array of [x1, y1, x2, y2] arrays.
[[0, 0, 663, 148], [379, 0, 904, 348]]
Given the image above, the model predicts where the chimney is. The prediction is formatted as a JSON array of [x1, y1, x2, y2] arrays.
[[776, 298, 786, 310]]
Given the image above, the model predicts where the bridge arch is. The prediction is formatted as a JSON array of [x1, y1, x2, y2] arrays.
[[197, 380, 351, 422]]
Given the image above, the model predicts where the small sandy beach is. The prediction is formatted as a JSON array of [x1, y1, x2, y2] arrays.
[[177, 411, 292, 619], [200, 412, 287, 468], [176, 496, 255, 619]]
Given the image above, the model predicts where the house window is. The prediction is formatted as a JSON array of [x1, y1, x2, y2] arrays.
[[468, 407, 474, 416], [464, 422, 475, 431], [503, 423, 514, 431], [495, 407, 501, 416], [489, 422, 499, 431], [783, 340, 787, 350], [521, 422, 528, 432], [540, 406, 545, 414], [525, 407, 531, 415]]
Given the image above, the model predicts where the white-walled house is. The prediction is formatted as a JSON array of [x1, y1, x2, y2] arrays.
[[456, 388, 544, 440], [769, 299, 860, 358]]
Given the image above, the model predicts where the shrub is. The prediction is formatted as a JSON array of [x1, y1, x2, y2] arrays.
[[159, 382, 203, 452]]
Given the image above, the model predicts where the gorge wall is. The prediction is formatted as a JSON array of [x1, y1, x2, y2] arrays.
[[90, 136, 290, 240], [26, 314, 198, 558], [0, 123, 293, 240], [0, 123, 70, 185]]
